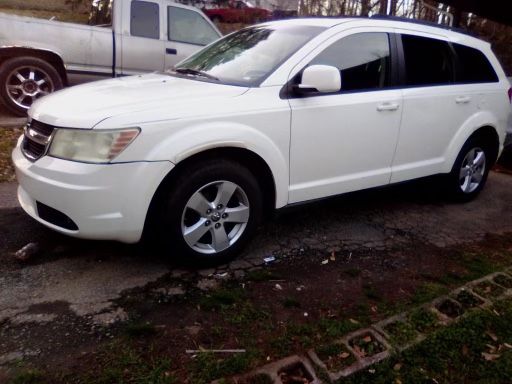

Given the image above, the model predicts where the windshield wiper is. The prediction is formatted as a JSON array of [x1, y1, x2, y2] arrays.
[[173, 68, 219, 81]]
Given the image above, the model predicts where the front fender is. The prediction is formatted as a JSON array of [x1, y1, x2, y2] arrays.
[[442, 111, 500, 173], [139, 122, 289, 208]]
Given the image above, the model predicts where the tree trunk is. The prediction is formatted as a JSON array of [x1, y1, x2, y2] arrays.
[[379, 0, 388, 15], [361, 0, 371, 16]]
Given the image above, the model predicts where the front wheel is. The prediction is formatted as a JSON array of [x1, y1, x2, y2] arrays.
[[157, 160, 263, 266], [446, 137, 491, 202], [0, 56, 63, 116]]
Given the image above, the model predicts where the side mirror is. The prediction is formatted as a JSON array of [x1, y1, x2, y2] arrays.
[[296, 65, 341, 94]]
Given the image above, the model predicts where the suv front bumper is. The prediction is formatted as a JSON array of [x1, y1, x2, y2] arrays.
[[12, 141, 174, 243]]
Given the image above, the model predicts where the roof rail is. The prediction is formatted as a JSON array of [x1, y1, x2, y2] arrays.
[[370, 14, 475, 36]]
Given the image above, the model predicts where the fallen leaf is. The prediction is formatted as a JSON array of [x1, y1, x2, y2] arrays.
[[330, 251, 336, 261], [482, 352, 501, 361], [363, 335, 372, 343], [321, 259, 329, 265], [486, 331, 498, 342], [462, 345, 469, 356], [349, 318, 359, 324], [393, 363, 402, 371], [275, 284, 283, 291], [371, 305, 378, 313], [504, 343, 512, 349], [340, 352, 350, 359]]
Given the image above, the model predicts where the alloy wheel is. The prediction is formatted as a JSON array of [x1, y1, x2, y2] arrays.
[[181, 180, 250, 254], [459, 147, 486, 194], [6, 66, 55, 110]]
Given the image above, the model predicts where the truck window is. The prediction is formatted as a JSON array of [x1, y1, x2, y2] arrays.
[[168, 6, 219, 46], [88, 0, 113, 27], [131, 1, 160, 39]]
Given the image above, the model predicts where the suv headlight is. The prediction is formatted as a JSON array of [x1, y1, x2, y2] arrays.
[[48, 128, 140, 163]]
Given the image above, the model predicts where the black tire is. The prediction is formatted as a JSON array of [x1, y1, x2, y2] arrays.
[[445, 136, 492, 202], [0, 56, 63, 117], [156, 159, 263, 267]]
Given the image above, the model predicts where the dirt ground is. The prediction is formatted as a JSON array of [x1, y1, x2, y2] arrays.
[[1, 155, 512, 382]]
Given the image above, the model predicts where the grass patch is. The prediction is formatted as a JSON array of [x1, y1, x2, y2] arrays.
[[408, 307, 439, 333], [384, 320, 418, 347], [343, 298, 512, 384], [410, 282, 448, 305], [9, 369, 46, 384], [199, 287, 246, 311], [188, 351, 258, 384], [318, 318, 360, 340], [78, 341, 176, 384], [0, 128, 22, 182]]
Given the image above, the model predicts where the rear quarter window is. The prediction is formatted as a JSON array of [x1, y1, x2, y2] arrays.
[[453, 43, 499, 84]]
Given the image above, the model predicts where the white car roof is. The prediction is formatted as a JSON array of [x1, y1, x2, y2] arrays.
[[263, 17, 489, 48]]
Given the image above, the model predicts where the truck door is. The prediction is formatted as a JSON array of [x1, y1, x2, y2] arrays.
[[120, 0, 165, 75], [164, 3, 222, 69]]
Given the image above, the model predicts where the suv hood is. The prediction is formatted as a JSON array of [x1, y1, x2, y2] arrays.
[[29, 73, 249, 129]]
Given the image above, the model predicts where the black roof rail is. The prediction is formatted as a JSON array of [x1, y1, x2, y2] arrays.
[[370, 14, 475, 36]]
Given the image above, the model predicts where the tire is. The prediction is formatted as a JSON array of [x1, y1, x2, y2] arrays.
[[445, 136, 492, 202], [0, 56, 63, 117], [156, 159, 263, 267]]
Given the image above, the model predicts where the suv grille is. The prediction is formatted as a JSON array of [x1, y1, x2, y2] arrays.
[[21, 120, 55, 161]]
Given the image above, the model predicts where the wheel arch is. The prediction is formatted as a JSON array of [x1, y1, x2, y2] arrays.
[[0, 47, 68, 85], [143, 146, 280, 241], [443, 112, 501, 173]]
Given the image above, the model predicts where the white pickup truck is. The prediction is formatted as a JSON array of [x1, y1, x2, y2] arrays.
[[0, 0, 221, 116]]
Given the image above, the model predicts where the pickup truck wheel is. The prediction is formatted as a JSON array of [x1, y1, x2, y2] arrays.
[[158, 160, 262, 267], [0, 56, 63, 116], [446, 137, 490, 202]]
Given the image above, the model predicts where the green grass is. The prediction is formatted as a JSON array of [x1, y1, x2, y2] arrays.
[[188, 351, 258, 384], [342, 298, 512, 384], [79, 342, 177, 384], [9, 370, 46, 384], [245, 269, 280, 282], [384, 320, 418, 347], [410, 282, 449, 305], [408, 307, 440, 333], [199, 287, 246, 311]]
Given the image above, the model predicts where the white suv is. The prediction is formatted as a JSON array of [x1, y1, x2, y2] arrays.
[[13, 18, 511, 265]]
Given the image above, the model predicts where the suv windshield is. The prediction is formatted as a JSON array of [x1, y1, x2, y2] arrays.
[[173, 25, 326, 86]]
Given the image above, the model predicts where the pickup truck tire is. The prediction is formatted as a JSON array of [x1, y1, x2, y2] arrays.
[[0, 56, 63, 117], [158, 159, 262, 267]]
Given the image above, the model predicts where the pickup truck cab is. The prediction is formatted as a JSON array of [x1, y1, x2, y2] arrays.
[[0, 0, 221, 116]]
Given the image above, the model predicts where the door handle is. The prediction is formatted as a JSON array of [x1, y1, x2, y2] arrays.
[[166, 48, 177, 55], [455, 96, 471, 104], [377, 102, 400, 112]]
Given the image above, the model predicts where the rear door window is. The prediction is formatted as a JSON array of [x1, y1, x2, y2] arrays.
[[453, 43, 498, 83], [131, 0, 160, 39], [168, 6, 219, 46], [401, 34, 454, 87]]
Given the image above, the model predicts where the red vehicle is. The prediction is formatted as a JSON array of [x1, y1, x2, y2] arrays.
[[203, 0, 271, 24]]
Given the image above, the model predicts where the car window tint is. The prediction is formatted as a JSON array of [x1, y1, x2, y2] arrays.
[[131, 1, 160, 39], [310, 32, 391, 92], [453, 43, 498, 83], [401, 34, 454, 86], [168, 6, 219, 46]]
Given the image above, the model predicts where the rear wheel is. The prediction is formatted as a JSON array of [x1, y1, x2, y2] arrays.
[[0, 56, 63, 116], [446, 137, 491, 202], [157, 160, 263, 266]]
